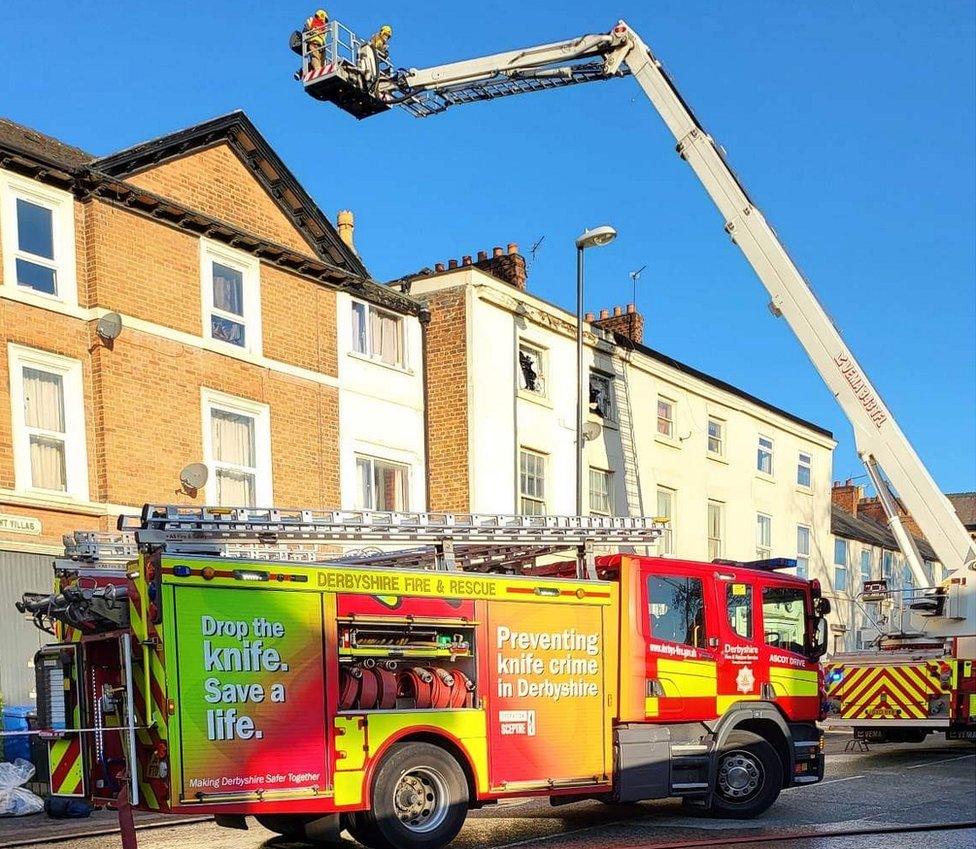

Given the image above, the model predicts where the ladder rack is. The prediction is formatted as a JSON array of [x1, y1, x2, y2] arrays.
[[116, 504, 666, 577]]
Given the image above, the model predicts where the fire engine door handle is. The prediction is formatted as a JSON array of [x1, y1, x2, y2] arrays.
[[760, 682, 775, 700], [646, 679, 665, 697]]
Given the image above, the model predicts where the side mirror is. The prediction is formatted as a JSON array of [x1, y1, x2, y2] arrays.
[[810, 616, 829, 660], [815, 597, 831, 617]]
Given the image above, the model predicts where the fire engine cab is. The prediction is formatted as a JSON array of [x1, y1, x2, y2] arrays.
[[22, 505, 828, 849]]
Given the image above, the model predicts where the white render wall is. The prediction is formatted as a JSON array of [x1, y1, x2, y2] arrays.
[[412, 270, 835, 578], [335, 291, 427, 512]]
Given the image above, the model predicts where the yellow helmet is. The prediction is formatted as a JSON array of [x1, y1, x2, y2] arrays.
[[315, 9, 328, 20], [380, 25, 392, 37]]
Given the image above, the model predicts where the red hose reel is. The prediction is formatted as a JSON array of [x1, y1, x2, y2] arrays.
[[339, 664, 474, 710]]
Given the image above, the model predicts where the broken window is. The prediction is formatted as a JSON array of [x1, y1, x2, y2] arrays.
[[518, 343, 546, 395], [589, 373, 613, 420]]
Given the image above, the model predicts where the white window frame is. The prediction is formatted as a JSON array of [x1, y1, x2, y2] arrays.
[[350, 298, 407, 369], [860, 548, 873, 587], [201, 388, 272, 507], [518, 447, 547, 515], [834, 538, 849, 593], [756, 513, 772, 559], [757, 435, 774, 476], [517, 340, 547, 398], [797, 451, 812, 488], [588, 467, 612, 516], [656, 396, 675, 439], [8, 344, 89, 500], [796, 524, 811, 578], [200, 238, 263, 355], [355, 454, 411, 511], [706, 416, 725, 458], [0, 171, 78, 305], [656, 487, 675, 555], [707, 500, 724, 560]]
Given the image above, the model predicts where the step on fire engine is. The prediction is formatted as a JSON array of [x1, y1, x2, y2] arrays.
[[21, 505, 828, 849], [291, 16, 976, 748]]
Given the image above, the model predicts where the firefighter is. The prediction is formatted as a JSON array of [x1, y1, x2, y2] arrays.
[[303, 9, 329, 73], [358, 24, 393, 93]]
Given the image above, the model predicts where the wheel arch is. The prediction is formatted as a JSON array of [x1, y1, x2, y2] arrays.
[[363, 725, 481, 805], [713, 702, 793, 787]]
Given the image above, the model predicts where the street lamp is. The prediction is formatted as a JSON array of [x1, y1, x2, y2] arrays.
[[575, 225, 617, 516]]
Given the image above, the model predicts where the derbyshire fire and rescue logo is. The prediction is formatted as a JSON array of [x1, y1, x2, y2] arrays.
[[736, 666, 755, 693]]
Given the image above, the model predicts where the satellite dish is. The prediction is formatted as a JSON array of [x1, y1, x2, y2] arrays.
[[180, 463, 209, 492], [96, 312, 123, 341], [582, 421, 602, 442]]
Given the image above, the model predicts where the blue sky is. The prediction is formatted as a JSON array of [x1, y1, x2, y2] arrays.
[[2, 2, 973, 492]]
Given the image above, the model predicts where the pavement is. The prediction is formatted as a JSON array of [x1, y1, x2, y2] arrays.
[[1, 733, 973, 849]]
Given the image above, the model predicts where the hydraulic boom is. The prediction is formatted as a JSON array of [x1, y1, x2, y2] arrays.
[[295, 19, 975, 636]]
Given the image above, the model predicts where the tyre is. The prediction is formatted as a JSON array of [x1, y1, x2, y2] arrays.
[[254, 814, 308, 837], [709, 730, 782, 819], [358, 741, 469, 849]]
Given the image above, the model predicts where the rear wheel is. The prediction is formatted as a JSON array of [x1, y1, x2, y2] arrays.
[[709, 730, 782, 819], [359, 742, 469, 849]]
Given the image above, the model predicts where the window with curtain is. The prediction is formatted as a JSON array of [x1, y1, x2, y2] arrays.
[[210, 262, 246, 347], [796, 525, 811, 577], [756, 514, 772, 558], [860, 549, 872, 587], [657, 397, 674, 437], [707, 500, 724, 560], [757, 436, 774, 475], [588, 468, 612, 516], [355, 456, 409, 511], [351, 301, 405, 367], [834, 538, 849, 592], [797, 451, 812, 487], [519, 449, 546, 515], [23, 366, 67, 490], [211, 409, 257, 507], [656, 488, 675, 555]]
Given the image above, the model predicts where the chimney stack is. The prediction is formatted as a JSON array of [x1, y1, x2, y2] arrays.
[[831, 480, 862, 516], [337, 210, 355, 251], [592, 303, 645, 344]]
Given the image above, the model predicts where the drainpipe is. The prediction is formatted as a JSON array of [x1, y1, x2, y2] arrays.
[[418, 303, 432, 512]]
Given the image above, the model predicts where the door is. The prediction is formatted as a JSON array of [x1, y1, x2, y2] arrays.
[[642, 565, 718, 722], [715, 576, 764, 714]]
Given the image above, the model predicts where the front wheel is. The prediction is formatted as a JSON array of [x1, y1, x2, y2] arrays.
[[359, 742, 469, 849], [709, 730, 782, 819]]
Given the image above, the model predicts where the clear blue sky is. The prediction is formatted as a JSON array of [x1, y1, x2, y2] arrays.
[[2, 2, 973, 492]]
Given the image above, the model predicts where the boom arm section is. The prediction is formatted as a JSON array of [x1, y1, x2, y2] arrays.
[[298, 20, 975, 588]]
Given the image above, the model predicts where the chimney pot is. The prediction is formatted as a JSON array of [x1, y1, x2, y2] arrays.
[[613, 306, 623, 317], [337, 209, 355, 251], [477, 250, 488, 262], [493, 246, 504, 257], [626, 303, 636, 314], [462, 255, 472, 266], [507, 243, 518, 255], [584, 312, 595, 322], [448, 259, 458, 269], [599, 308, 610, 319], [434, 262, 445, 272]]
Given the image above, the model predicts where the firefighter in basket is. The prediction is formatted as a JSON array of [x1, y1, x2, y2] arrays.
[[359, 24, 393, 93]]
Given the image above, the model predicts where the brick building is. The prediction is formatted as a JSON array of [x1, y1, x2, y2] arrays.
[[403, 247, 835, 579], [0, 113, 426, 703]]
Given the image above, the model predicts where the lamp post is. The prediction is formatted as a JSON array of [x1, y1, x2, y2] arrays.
[[574, 225, 617, 516]]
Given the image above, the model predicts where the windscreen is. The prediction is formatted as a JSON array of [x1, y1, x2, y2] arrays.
[[761, 586, 808, 656]]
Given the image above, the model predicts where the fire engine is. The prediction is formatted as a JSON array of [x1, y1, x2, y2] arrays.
[[292, 16, 976, 746], [20, 505, 829, 848]]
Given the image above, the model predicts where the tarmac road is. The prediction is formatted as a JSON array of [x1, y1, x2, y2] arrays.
[[3, 734, 973, 849]]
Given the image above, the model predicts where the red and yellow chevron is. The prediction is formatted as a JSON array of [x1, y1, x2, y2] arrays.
[[826, 660, 950, 721], [49, 736, 84, 796]]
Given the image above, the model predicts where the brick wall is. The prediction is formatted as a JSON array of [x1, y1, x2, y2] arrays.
[[125, 144, 316, 256], [831, 482, 861, 515], [422, 286, 470, 512], [0, 146, 347, 550]]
